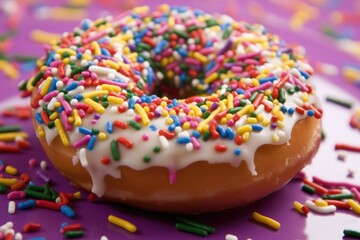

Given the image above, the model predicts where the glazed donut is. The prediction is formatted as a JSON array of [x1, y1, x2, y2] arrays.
[[23, 5, 322, 213]]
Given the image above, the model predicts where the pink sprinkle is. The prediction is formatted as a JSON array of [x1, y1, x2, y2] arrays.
[[227, 119, 235, 126], [142, 134, 149, 141], [58, 96, 73, 115], [28, 158, 37, 167], [236, 51, 260, 61], [61, 110, 72, 131], [244, 81, 273, 98], [199, 47, 214, 56], [134, 115, 142, 122], [7, 191, 26, 200], [73, 135, 91, 149], [99, 79, 127, 88], [350, 188, 360, 202], [78, 109, 86, 118], [312, 176, 360, 191], [43, 90, 59, 102], [190, 137, 201, 150], [49, 60, 62, 67]]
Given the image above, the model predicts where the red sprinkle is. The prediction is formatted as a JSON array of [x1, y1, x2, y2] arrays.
[[22, 222, 41, 232], [101, 156, 111, 165], [36, 200, 62, 210], [214, 144, 227, 152], [335, 143, 360, 153], [113, 120, 128, 129], [62, 223, 82, 233], [303, 178, 328, 195], [325, 200, 351, 209], [159, 129, 176, 139], [117, 137, 133, 149]]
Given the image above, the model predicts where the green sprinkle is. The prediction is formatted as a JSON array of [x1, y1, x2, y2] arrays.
[[0, 125, 21, 133], [174, 29, 190, 39], [176, 216, 215, 234], [278, 88, 286, 104], [287, 88, 296, 95], [50, 188, 58, 201], [129, 120, 141, 130], [249, 92, 258, 102], [0, 184, 6, 194], [102, 101, 109, 108], [31, 71, 44, 86], [138, 42, 151, 51], [71, 66, 85, 77], [321, 129, 326, 140], [322, 193, 354, 200], [47, 121, 55, 129], [228, 107, 242, 114], [201, 111, 211, 119], [26, 184, 44, 192], [343, 229, 360, 238], [91, 128, 99, 135], [202, 131, 211, 141], [301, 184, 315, 194], [62, 51, 70, 58], [176, 223, 208, 237], [65, 230, 84, 239], [153, 146, 161, 153], [325, 96, 352, 109], [111, 140, 120, 161], [25, 189, 52, 200], [18, 80, 28, 91], [143, 155, 151, 163]]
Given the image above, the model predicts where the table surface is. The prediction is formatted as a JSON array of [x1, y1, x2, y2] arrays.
[[1, 0, 360, 239]]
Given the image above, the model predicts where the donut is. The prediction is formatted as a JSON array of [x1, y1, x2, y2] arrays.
[[21, 5, 322, 213]]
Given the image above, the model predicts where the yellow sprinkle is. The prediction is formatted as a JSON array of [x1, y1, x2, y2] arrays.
[[82, 90, 108, 99], [101, 84, 121, 93], [143, 106, 150, 113], [242, 132, 250, 142], [133, 5, 149, 14], [5, 165, 18, 175], [108, 214, 137, 233], [62, 58, 70, 65], [107, 96, 124, 105], [82, 53, 92, 61], [73, 109, 82, 126], [251, 78, 260, 87], [54, 119, 70, 147], [272, 133, 280, 143], [252, 212, 280, 230], [166, 117, 173, 125], [0, 60, 20, 79], [205, 72, 219, 84], [237, 104, 254, 117], [169, 109, 176, 115], [246, 117, 258, 124], [257, 114, 264, 122], [293, 201, 307, 215], [49, 112, 58, 121], [183, 122, 190, 130], [166, 70, 174, 79], [168, 16, 175, 28], [84, 98, 105, 114], [40, 77, 53, 96], [262, 120, 270, 127], [68, 116, 74, 124], [314, 198, 328, 207], [197, 108, 221, 132], [158, 3, 170, 12], [0, 132, 28, 142], [50, 7, 86, 21], [220, 117, 228, 125], [98, 132, 107, 140], [302, 92, 309, 102], [26, 77, 35, 92], [236, 125, 252, 135], [30, 29, 60, 44], [219, 100, 226, 111], [91, 41, 101, 56], [190, 105, 202, 117], [347, 199, 360, 214], [227, 94, 234, 109], [134, 104, 150, 126], [226, 113, 233, 120], [37, 126, 45, 138], [193, 52, 208, 64], [104, 60, 120, 70], [276, 120, 285, 129], [162, 109, 169, 117], [56, 48, 77, 56], [0, 178, 17, 186]]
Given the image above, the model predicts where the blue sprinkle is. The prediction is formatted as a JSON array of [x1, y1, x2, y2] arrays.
[[128, 98, 135, 109], [172, 99, 179, 106], [137, 55, 144, 63], [78, 127, 92, 135], [74, 94, 83, 101], [234, 148, 241, 156], [216, 126, 227, 138], [81, 19, 91, 30], [149, 124, 157, 131], [168, 125, 176, 132], [177, 137, 191, 144], [35, 112, 44, 124], [45, 52, 55, 66], [106, 121, 113, 133], [57, 106, 64, 113], [288, 107, 295, 115], [101, 48, 111, 56], [259, 76, 277, 84], [251, 124, 263, 132], [60, 205, 76, 218], [299, 69, 310, 79], [76, 53, 82, 59], [65, 82, 79, 91], [281, 106, 288, 113], [236, 88, 245, 94], [18, 199, 36, 210], [60, 222, 69, 229], [177, 48, 188, 57], [205, 60, 215, 73], [307, 110, 315, 116], [87, 135, 97, 150], [192, 131, 201, 138], [225, 127, 235, 140], [49, 77, 58, 92], [147, 67, 154, 89]]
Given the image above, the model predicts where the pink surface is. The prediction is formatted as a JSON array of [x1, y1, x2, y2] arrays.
[[0, 0, 360, 239]]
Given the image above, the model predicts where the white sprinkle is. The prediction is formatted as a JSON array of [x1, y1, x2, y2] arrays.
[[305, 200, 337, 214], [185, 142, 193, 152], [225, 234, 238, 240], [14, 232, 23, 240], [8, 201, 15, 214], [159, 135, 169, 150], [0, 221, 14, 232], [40, 160, 47, 170], [100, 236, 109, 240]]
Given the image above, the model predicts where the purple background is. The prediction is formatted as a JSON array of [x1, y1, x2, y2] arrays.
[[1, 0, 360, 239]]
